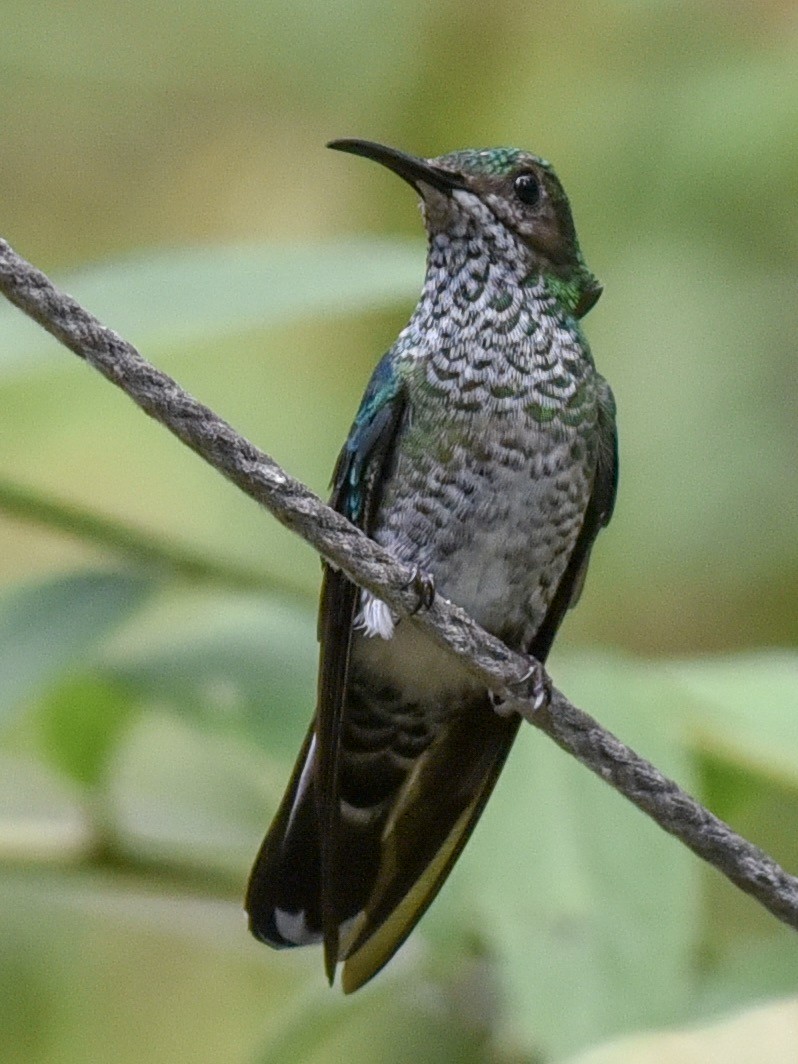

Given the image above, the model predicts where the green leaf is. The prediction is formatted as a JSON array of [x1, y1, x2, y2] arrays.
[[104, 710, 284, 881], [0, 240, 422, 376], [458, 652, 700, 1059], [0, 571, 154, 726], [103, 591, 317, 756], [37, 675, 138, 787], [669, 651, 798, 786]]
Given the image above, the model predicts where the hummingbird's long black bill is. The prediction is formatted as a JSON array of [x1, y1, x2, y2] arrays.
[[327, 139, 464, 195]]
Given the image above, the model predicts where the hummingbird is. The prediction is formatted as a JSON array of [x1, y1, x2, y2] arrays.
[[246, 139, 617, 992]]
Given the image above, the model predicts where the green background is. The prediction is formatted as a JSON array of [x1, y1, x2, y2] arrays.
[[0, 2, 796, 1061]]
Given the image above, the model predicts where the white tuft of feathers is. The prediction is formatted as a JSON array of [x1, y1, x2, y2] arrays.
[[354, 592, 396, 640]]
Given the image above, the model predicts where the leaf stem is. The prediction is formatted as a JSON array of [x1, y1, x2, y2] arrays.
[[0, 476, 306, 599]]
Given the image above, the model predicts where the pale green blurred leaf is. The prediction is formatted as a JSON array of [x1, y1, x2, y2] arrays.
[[565, 993, 798, 1064], [103, 591, 317, 756], [464, 652, 700, 1059], [0, 571, 154, 725], [669, 652, 798, 786], [104, 710, 281, 881], [0, 240, 422, 376], [0, 753, 92, 861]]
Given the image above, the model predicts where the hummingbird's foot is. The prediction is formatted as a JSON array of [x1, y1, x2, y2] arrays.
[[488, 689, 516, 717], [403, 566, 436, 615], [490, 660, 551, 716]]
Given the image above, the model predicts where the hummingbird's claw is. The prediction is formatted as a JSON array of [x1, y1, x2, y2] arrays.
[[490, 660, 551, 716], [528, 663, 552, 712], [403, 566, 436, 615]]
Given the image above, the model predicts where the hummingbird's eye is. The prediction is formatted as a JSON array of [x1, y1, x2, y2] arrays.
[[513, 172, 541, 208]]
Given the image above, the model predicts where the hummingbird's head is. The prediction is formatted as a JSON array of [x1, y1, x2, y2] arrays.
[[328, 139, 601, 317]]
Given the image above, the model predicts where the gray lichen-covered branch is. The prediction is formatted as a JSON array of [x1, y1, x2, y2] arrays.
[[1, 235, 797, 933]]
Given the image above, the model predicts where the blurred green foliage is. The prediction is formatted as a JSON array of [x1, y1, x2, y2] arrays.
[[0, 1, 796, 1061]]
